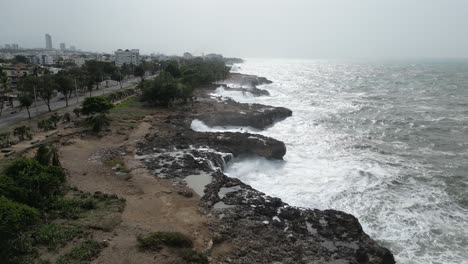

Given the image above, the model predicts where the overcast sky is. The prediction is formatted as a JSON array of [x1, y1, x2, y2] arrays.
[[1, 0, 468, 59]]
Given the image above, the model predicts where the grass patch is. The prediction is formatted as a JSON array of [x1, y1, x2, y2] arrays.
[[137, 232, 193, 251], [34, 224, 83, 251], [181, 249, 208, 263], [49, 190, 125, 220], [113, 97, 137, 109], [55, 240, 106, 264]]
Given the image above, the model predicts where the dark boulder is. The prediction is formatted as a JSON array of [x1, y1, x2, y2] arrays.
[[196, 107, 292, 130]]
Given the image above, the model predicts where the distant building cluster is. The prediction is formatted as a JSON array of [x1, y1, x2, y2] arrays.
[[4, 44, 20, 50], [114, 49, 140, 66]]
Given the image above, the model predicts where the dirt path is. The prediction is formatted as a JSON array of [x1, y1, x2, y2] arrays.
[[59, 120, 214, 264]]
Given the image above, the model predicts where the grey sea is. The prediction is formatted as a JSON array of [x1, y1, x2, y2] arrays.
[[193, 59, 468, 264]]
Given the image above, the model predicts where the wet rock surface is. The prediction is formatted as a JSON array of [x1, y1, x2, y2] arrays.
[[204, 173, 395, 264], [196, 106, 292, 130], [136, 73, 395, 263], [217, 83, 271, 97]]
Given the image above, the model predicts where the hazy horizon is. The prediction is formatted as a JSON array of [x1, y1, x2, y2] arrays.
[[1, 0, 468, 59]]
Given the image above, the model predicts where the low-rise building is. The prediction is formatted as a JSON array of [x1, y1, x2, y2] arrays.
[[1, 63, 33, 89], [72, 56, 86, 67], [36, 54, 55, 65], [114, 49, 139, 66]]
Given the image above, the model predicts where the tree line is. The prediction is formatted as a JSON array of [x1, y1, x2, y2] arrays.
[[0, 60, 156, 118], [141, 58, 230, 107]]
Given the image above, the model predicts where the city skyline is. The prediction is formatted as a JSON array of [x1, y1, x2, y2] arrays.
[[2, 0, 468, 59]]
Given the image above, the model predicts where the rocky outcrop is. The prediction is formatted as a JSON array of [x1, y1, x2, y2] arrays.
[[196, 106, 292, 129], [140, 129, 286, 160], [218, 84, 271, 96], [225, 73, 273, 88], [203, 173, 395, 264], [136, 72, 395, 264]]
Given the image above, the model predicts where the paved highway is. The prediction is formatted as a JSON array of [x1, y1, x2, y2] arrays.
[[0, 74, 156, 126]]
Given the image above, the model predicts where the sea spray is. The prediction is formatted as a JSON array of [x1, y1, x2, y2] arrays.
[[195, 59, 468, 264]]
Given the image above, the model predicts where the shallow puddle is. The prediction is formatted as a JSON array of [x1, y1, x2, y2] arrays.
[[184, 172, 212, 197]]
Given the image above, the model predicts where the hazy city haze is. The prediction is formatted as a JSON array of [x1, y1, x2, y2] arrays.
[[1, 0, 468, 58]]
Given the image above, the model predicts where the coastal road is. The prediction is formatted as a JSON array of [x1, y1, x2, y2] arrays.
[[0, 74, 157, 127]]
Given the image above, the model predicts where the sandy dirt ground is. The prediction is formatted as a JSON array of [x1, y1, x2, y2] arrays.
[[58, 118, 216, 264]]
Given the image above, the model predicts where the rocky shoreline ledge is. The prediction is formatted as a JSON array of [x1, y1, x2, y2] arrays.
[[137, 74, 395, 264]]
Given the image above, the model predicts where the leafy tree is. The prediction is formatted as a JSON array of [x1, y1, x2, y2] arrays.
[[83, 60, 103, 90], [54, 73, 74, 107], [67, 67, 88, 96], [141, 71, 178, 107], [120, 63, 133, 79], [0, 158, 65, 208], [37, 74, 57, 112], [81, 96, 113, 115], [13, 126, 32, 141], [134, 65, 145, 84], [110, 69, 123, 89], [0, 196, 39, 263], [164, 61, 182, 78], [83, 61, 117, 91], [18, 93, 33, 119]]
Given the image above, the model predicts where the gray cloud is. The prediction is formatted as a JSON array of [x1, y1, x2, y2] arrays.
[[1, 0, 468, 58]]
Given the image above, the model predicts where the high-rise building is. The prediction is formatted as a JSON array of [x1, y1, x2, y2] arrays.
[[45, 34, 52, 49], [11, 44, 19, 49], [114, 49, 140, 66], [5, 44, 11, 49], [60, 43, 66, 51], [70, 45, 76, 51]]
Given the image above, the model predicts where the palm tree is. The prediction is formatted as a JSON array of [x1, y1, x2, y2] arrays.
[[86, 113, 110, 133]]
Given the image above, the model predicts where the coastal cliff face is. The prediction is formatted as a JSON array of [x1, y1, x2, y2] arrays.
[[137, 74, 395, 264]]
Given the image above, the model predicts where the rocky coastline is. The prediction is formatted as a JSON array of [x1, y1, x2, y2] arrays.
[[137, 73, 395, 264]]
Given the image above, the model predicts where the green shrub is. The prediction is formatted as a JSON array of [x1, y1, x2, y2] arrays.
[[63, 112, 71, 123], [48, 113, 61, 128], [0, 159, 65, 208], [181, 249, 208, 263], [13, 126, 32, 141], [35, 144, 61, 167], [81, 96, 113, 115], [34, 224, 83, 250], [37, 119, 54, 131], [137, 231, 193, 251], [86, 113, 110, 133], [55, 240, 106, 264], [0, 132, 11, 148], [49, 195, 97, 219], [73, 108, 81, 117], [0, 196, 39, 262], [48, 197, 82, 219]]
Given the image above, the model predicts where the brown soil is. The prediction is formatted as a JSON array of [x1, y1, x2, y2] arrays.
[[57, 113, 217, 263]]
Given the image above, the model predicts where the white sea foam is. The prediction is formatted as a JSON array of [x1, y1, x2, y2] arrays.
[[195, 59, 468, 264]]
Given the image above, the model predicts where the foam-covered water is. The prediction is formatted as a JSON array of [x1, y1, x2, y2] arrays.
[[192, 59, 468, 264]]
